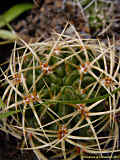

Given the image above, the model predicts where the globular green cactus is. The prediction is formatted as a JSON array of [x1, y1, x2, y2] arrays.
[[85, 0, 115, 36], [0, 29, 120, 159]]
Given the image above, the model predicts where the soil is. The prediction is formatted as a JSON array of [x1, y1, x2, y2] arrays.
[[12, 0, 90, 42], [0, 0, 120, 159]]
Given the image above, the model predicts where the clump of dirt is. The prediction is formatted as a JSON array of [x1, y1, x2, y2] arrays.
[[12, 0, 90, 42]]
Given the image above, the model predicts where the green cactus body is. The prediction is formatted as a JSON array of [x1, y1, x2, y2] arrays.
[[1, 34, 120, 159]]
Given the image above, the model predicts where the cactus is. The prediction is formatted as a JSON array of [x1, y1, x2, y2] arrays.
[[0, 27, 120, 160]]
